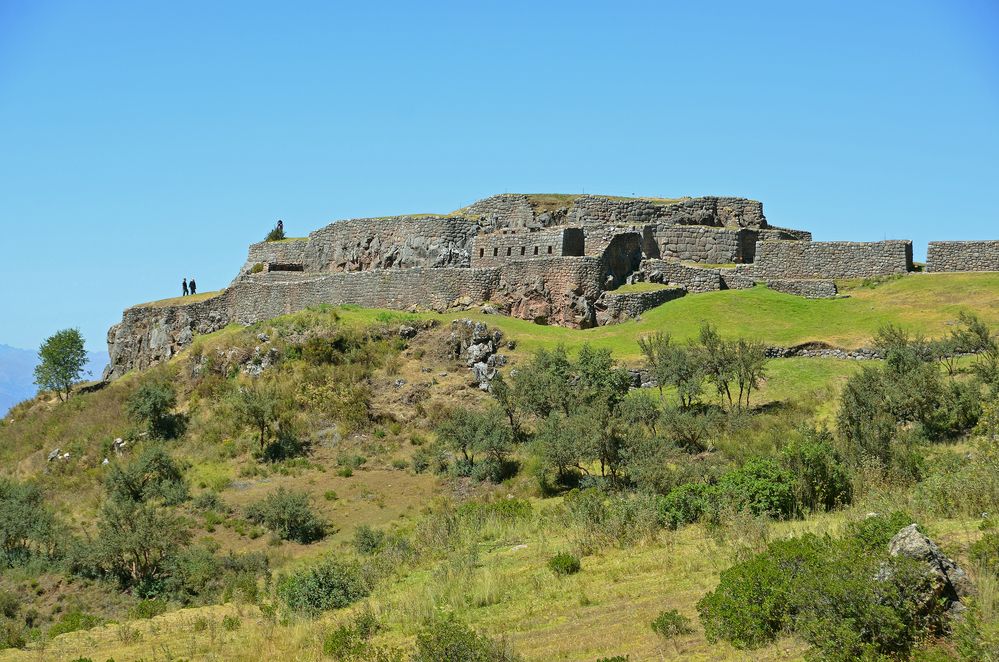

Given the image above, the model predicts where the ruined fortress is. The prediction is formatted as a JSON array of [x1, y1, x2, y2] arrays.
[[104, 193, 999, 379]]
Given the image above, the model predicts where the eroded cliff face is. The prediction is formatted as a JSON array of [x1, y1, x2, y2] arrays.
[[104, 295, 230, 380]]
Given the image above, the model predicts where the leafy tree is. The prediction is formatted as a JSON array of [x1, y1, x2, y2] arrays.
[[0, 478, 59, 567], [127, 380, 183, 438], [86, 499, 191, 590], [638, 332, 703, 408], [230, 378, 287, 451], [698, 323, 737, 409], [733, 338, 767, 410], [105, 446, 189, 505], [435, 406, 513, 481], [33, 328, 88, 401]]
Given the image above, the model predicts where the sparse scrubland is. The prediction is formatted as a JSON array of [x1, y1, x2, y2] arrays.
[[2, 275, 999, 661]]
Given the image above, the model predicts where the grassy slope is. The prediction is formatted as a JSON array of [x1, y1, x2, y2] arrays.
[[327, 273, 999, 363], [3, 273, 998, 661]]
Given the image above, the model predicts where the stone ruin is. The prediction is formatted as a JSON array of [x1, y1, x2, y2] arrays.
[[103, 192, 999, 380]]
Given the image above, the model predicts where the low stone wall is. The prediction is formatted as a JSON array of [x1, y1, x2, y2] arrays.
[[717, 269, 757, 290], [237, 239, 309, 278], [764, 279, 838, 299], [595, 287, 686, 325], [753, 240, 913, 279], [303, 215, 480, 272], [471, 228, 584, 267], [927, 241, 999, 272], [641, 259, 722, 293]]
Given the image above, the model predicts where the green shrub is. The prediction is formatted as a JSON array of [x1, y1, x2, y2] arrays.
[[221, 615, 241, 631], [105, 446, 189, 505], [0, 591, 18, 619], [192, 491, 228, 513], [0, 619, 26, 650], [130, 598, 167, 619], [48, 609, 105, 637], [265, 226, 285, 241], [0, 478, 58, 567], [650, 609, 693, 639], [698, 519, 945, 660], [245, 488, 325, 544], [249, 262, 265, 274], [970, 532, 999, 576], [661, 482, 716, 528], [352, 525, 385, 555], [337, 466, 354, 478], [126, 380, 183, 439], [717, 458, 797, 520], [780, 431, 852, 513], [548, 553, 581, 576], [412, 612, 521, 662], [322, 608, 382, 658], [277, 558, 369, 615]]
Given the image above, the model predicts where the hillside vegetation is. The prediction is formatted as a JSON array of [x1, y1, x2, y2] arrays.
[[2, 274, 999, 661]]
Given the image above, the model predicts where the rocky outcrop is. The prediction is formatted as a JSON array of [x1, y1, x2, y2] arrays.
[[887, 523, 973, 618], [445, 319, 508, 390], [104, 293, 230, 380]]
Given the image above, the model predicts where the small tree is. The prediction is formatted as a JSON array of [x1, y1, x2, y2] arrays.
[[127, 380, 182, 438], [698, 323, 737, 409], [245, 488, 326, 543], [34, 328, 88, 401], [733, 338, 768, 410], [230, 379, 285, 451]]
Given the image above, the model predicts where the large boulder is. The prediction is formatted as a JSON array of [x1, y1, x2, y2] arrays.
[[888, 523, 973, 617]]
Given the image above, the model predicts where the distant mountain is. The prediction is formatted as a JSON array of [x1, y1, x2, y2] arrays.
[[0, 344, 108, 417]]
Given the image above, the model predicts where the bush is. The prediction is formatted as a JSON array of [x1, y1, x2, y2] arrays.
[[717, 458, 797, 520], [127, 380, 183, 439], [221, 615, 241, 631], [698, 519, 945, 660], [277, 558, 369, 615], [105, 446, 189, 505], [352, 525, 385, 555], [130, 599, 167, 619], [548, 552, 581, 576], [245, 488, 325, 544], [661, 482, 716, 528], [650, 609, 693, 639], [48, 610, 104, 637], [322, 608, 382, 658], [412, 612, 521, 662], [265, 225, 285, 241], [780, 431, 852, 513], [970, 532, 999, 576], [0, 478, 58, 567]]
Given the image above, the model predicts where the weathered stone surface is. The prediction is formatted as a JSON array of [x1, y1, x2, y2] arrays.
[[641, 259, 722, 293], [753, 240, 913, 279], [764, 279, 838, 298], [927, 241, 999, 273], [887, 523, 973, 616], [594, 287, 686, 325]]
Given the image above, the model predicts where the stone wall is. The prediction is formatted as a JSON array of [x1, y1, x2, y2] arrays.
[[237, 239, 310, 277], [764, 279, 838, 299], [654, 226, 756, 264], [570, 195, 768, 228], [641, 259, 722, 293], [302, 215, 480, 272], [595, 287, 686, 325], [461, 194, 549, 229], [926, 241, 999, 273], [752, 240, 913, 279], [600, 233, 644, 287], [470, 228, 584, 268], [496, 257, 606, 327]]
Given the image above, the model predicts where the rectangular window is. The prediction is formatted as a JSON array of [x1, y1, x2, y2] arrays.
[[534, 246, 539, 255], [548, 246, 553, 254], [493, 247, 498, 257], [479, 248, 484, 258], [507, 247, 512, 256], [521, 247, 526, 256]]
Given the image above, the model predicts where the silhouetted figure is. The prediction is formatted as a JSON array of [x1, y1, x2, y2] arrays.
[[182, 278, 189, 296], [189, 278, 197, 295], [277, 219, 283, 233]]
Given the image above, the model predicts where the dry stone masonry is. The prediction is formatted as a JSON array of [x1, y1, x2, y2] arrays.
[[927, 241, 999, 273], [104, 191, 998, 379]]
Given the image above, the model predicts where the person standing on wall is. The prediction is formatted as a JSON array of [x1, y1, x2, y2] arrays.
[[189, 278, 197, 295], [182, 278, 189, 296]]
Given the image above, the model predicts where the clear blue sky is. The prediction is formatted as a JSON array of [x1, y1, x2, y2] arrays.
[[1, 1, 997, 351]]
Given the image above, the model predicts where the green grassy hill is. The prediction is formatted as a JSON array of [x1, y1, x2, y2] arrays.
[[2, 272, 999, 661]]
